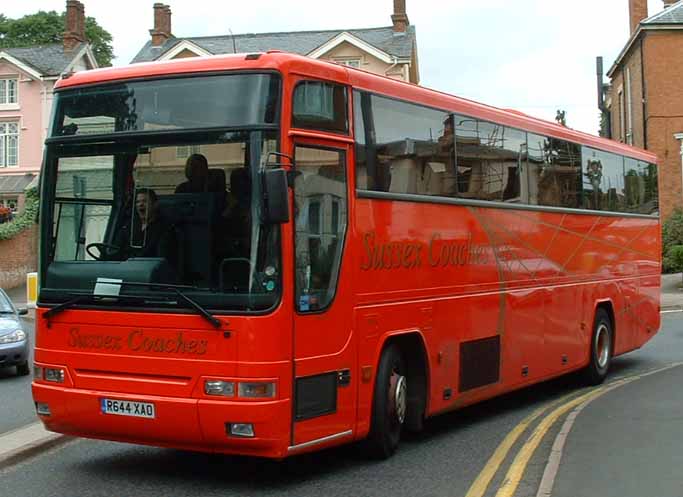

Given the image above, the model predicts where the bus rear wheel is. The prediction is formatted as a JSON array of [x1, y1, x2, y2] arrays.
[[583, 308, 613, 385], [367, 344, 407, 459]]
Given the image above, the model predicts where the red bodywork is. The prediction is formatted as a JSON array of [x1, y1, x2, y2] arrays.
[[33, 52, 661, 458]]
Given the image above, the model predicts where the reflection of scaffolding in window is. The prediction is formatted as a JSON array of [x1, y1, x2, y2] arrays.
[[455, 119, 519, 201]]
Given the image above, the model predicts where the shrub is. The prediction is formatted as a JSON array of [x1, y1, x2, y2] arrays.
[[662, 208, 683, 273], [0, 188, 39, 241], [668, 245, 683, 277]]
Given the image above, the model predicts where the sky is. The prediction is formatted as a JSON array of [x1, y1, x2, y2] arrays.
[[1, 0, 671, 136]]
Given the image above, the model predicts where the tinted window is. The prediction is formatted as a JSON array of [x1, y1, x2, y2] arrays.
[[625, 158, 659, 215], [53, 74, 281, 136], [582, 147, 625, 212], [527, 134, 582, 208], [292, 81, 348, 134], [454, 116, 525, 202], [355, 93, 452, 195]]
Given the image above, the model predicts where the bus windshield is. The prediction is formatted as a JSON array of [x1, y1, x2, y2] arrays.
[[40, 74, 282, 312]]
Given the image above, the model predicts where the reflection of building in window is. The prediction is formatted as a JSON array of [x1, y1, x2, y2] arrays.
[[454, 119, 523, 202], [176, 144, 202, 159]]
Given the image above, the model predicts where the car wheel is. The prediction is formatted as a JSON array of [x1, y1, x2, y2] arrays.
[[16, 361, 30, 377], [367, 344, 407, 459]]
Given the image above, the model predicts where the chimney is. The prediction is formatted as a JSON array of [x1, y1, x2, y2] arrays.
[[629, 0, 649, 34], [150, 3, 172, 47], [663, 0, 677, 7], [392, 0, 409, 34], [63, 0, 86, 52]]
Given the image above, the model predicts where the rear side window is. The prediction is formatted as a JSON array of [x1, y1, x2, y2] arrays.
[[292, 81, 348, 134]]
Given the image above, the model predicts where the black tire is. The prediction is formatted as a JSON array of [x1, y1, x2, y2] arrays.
[[367, 344, 407, 459], [583, 308, 613, 385], [16, 361, 30, 377]]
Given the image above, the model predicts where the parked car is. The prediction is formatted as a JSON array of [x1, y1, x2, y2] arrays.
[[0, 288, 29, 376]]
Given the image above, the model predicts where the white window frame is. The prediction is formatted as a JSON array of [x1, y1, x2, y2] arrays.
[[334, 58, 361, 68], [0, 77, 19, 107], [0, 197, 18, 212], [625, 68, 633, 145], [618, 88, 625, 143], [0, 121, 19, 168]]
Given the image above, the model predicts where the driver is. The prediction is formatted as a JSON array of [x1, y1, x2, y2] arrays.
[[130, 188, 176, 260]]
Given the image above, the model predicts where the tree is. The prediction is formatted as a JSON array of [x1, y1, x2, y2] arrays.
[[0, 10, 113, 67]]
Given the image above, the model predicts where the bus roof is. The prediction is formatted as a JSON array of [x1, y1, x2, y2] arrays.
[[55, 51, 657, 163]]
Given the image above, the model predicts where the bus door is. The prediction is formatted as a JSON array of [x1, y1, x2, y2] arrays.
[[290, 140, 356, 448]]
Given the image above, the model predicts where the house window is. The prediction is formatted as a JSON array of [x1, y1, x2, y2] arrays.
[[336, 58, 361, 68], [0, 122, 19, 167], [176, 144, 201, 159], [618, 89, 625, 143], [0, 79, 18, 104], [0, 197, 18, 212], [625, 68, 633, 145]]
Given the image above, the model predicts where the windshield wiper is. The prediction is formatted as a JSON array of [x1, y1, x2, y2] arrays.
[[106, 281, 223, 329], [42, 294, 94, 320]]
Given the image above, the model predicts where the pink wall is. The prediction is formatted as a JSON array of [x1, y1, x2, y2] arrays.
[[0, 61, 49, 174]]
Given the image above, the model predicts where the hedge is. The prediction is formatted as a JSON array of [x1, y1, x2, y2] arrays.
[[0, 188, 39, 241]]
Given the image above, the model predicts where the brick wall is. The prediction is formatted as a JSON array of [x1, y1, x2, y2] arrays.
[[0, 226, 38, 289], [609, 30, 683, 220]]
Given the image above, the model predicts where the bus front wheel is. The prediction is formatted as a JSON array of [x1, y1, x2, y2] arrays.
[[367, 344, 407, 459], [583, 308, 613, 385]]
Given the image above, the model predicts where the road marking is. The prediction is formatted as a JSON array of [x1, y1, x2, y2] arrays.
[[535, 362, 683, 497], [660, 309, 683, 314], [464, 390, 594, 497], [493, 388, 607, 497]]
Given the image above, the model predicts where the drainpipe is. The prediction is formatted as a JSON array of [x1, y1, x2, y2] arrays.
[[674, 132, 683, 206]]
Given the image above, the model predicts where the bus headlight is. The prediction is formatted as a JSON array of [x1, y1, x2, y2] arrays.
[[238, 382, 276, 398], [44, 367, 65, 383], [204, 380, 235, 397]]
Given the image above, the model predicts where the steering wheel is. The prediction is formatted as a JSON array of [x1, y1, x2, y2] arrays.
[[86, 242, 120, 261]]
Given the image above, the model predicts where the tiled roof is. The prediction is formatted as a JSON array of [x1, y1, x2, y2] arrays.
[[643, 1, 683, 24], [2, 43, 85, 76], [131, 26, 416, 63], [0, 173, 36, 194]]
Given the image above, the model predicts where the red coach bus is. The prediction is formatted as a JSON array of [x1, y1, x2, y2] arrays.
[[32, 52, 660, 459]]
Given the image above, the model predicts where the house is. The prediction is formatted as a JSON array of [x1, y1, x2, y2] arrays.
[[131, 1, 419, 84], [600, 0, 683, 219], [0, 0, 98, 214]]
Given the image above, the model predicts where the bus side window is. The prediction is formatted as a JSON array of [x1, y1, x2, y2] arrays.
[[293, 146, 347, 312]]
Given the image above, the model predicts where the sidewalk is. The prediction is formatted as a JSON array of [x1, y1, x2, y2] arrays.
[[2, 281, 35, 319], [661, 272, 683, 311]]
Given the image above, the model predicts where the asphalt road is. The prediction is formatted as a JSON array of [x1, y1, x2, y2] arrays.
[[0, 314, 681, 497]]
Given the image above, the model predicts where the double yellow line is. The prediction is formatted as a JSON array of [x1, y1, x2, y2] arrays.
[[465, 363, 683, 497], [464, 385, 612, 497]]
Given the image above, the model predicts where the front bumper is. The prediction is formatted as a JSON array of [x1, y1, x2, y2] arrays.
[[32, 383, 292, 458], [0, 340, 28, 368]]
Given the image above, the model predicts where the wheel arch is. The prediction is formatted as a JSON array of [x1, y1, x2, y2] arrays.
[[373, 330, 431, 431], [593, 299, 616, 355]]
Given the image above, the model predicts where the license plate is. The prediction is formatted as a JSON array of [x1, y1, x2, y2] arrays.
[[101, 398, 155, 419]]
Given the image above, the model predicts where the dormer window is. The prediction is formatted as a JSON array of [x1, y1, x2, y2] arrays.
[[0, 79, 18, 104], [335, 58, 361, 69]]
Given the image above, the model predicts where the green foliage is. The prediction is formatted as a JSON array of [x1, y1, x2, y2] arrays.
[[662, 208, 683, 273], [668, 245, 683, 276], [0, 188, 39, 241], [0, 10, 113, 67]]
